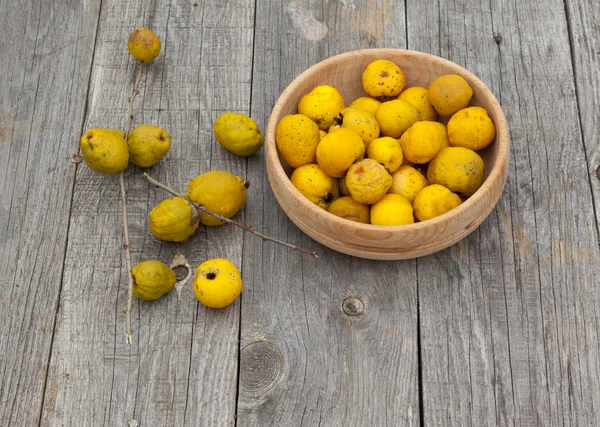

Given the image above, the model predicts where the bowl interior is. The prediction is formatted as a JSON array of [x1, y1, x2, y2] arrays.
[[271, 49, 504, 182], [265, 49, 509, 259]]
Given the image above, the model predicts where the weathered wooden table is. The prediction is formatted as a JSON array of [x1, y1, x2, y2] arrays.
[[2, 0, 600, 425]]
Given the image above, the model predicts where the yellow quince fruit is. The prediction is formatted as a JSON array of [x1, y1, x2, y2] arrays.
[[428, 74, 473, 117], [336, 107, 380, 149], [297, 85, 345, 130], [193, 258, 242, 309], [291, 164, 339, 209], [127, 27, 161, 62], [275, 114, 320, 168], [388, 165, 429, 203], [131, 260, 176, 300], [370, 194, 414, 226], [127, 124, 171, 167], [431, 122, 450, 149], [362, 59, 405, 99], [413, 184, 462, 221], [375, 99, 419, 138], [339, 176, 350, 196], [316, 128, 364, 178], [367, 136, 403, 173], [186, 170, 248, 226], [399, 121, 443, 164], [345, 158, 392, 204], [398, 86, 438, 121], [348, 96, 382, 116], [427, 147, 485, 197], [327, 196, 370, 224], [214, 112, 264, 156], [447, 106, 496, 151], [149, 197, 200, 242], [80, 128, 129, 174]]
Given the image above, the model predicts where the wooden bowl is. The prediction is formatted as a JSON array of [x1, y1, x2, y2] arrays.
[[265, 49, 509, 260]]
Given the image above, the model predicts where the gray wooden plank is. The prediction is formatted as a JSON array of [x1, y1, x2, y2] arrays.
[[408, 0, 600, 425], [565, 0, 600, 218], [41, 0, 254, 425], [563, 0, 600, 420], [239, 1, 419, 426], [0, 0, 102, 424]]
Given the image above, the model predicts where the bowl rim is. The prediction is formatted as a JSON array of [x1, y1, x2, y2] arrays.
[[265, 48, 510, 234]]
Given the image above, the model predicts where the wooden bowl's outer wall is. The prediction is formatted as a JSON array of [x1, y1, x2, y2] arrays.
[[266, 49, 510, 260]]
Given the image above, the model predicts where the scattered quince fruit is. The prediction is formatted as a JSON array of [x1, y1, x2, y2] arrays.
[[316, 128, 364, 178], [186, 170, 248, 226], [428, 74, 473, 117], [214, 112, 264, 156], [413, 184, 462, 221], [127, 124, 171, 167], [345, 159, 393, 204], [370, 194, 414, 226], [447, 106, 496, 150], [327, 196, 370, 224], [131, 260, 176, 300], [298, 85, 345, 130], [275, 114, 320, 167], [291, 164, 339, 209], [149, 197, 200, 242], [427, 147, 485, 197], [128, 27, 161, 62], [193, 258, 242, 308], [80, 128, 129, 174], [362, 59, 405, 99]]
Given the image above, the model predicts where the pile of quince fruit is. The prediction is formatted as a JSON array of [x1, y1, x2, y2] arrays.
[[276, 59, 496, 226], [80, 29, 267, 309]]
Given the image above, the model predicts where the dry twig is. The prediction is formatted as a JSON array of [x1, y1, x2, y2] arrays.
[[122, 61, 144, 344], [143, 172, 318, 259]]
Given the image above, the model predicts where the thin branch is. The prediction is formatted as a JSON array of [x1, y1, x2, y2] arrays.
[[126, 62, 144, 136], [122, 61, 144, 344], [142, 172, 319, 259], [119, 173, 134, 344]]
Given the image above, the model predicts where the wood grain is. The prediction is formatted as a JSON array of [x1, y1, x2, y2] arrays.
[[408, 0, 600, 425], [239, 1, 420, 425], [562, 0, 600, 422], [0, 0, 102, 424], [41, 0, 254, 425], [565, 0, 600, 252], [2, 0, 600, 425]]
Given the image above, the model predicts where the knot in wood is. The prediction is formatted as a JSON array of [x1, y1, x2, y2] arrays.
[[240, 341, 283, 396], [596, 165, 600, 181], [172, 265, 189, 281], [342, 297, 364, 316]]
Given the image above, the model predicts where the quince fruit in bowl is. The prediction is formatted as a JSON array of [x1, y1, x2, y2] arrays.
[[265, 49, 509, 260]]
